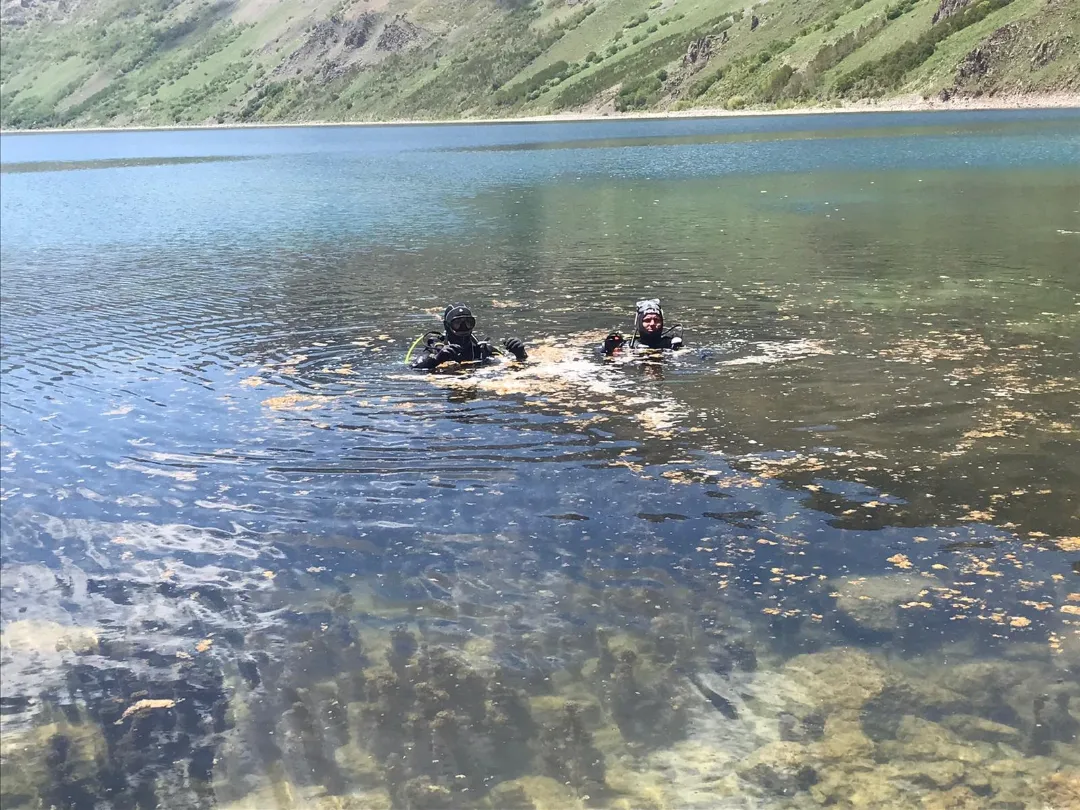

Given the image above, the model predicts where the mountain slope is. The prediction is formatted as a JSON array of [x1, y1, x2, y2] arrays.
[[1, 0, 1076, 128]]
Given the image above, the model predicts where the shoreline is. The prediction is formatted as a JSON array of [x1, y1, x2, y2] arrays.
[[1, 92, 1077, 136]]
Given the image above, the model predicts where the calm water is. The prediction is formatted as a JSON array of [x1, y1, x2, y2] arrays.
[[1, 111, 1079, 810]]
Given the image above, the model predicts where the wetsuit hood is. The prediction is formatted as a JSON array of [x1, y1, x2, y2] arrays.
[[635, 299, 664, 345], [443, 303, 476, 346]]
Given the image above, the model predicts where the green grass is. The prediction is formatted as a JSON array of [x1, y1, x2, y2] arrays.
[[899, 0, 1051, 93], [833, 0, 1018, 96], [820, 0, 938, 80], [0, 0, 1074, 128]]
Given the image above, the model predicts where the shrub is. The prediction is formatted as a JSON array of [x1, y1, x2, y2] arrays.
[[884, 0, 919, 19], [492, 59, 570, 105], [688, 70, 721, 97], [761, 63, 794, 101], [726, 94, 746, 109]]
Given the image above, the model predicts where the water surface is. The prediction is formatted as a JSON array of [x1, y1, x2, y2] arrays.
[[2, 110, 1079, 810]]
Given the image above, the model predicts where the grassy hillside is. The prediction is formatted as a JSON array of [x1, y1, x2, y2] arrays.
[[1, 0, 1076, 128]]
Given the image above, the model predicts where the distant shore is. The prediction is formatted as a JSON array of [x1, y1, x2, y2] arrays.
[[2, 92, 1077, 136]]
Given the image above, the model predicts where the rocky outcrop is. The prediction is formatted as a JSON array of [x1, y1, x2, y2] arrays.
[[941, 18, 1079, 101], [956, 24, 1015, 81], [932, 0, 971, 24], [1030, 38, 1061, 68], [377, 15, 425, 52], [0, 0, 86, 27], [684, 36, 713, 67], [271, 12, 400, 84]]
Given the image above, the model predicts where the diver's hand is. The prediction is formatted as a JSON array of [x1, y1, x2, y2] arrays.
[[435, 343, 462, 364], [603, 332, 625, 355], [670, 336, 684, 350], [476, 340, 495, 358], [503, 337, 528, 361]]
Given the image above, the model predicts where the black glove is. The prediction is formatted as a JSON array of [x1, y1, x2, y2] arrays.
[[476, 341, 495, 359], [435, 343, 461, 364], [503, 337, 527, 361], [603, 332, 625, 355]]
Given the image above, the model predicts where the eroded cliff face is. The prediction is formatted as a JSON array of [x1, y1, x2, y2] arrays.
[[941, 0, 1080, 100]]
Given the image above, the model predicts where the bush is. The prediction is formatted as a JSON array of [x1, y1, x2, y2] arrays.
[[492, 59, 570, 105], [884, 0, 919, 19], [726, 95, 746, 109], [688, 70, 721, 97], [761, 63, 794, 101]]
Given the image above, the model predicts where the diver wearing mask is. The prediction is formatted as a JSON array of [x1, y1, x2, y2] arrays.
[[602, 299, 684, 355], [409, 304, 528, 371]]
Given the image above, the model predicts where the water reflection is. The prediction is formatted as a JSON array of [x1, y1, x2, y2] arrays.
[[2, 115, 1079, 809], [0, 156, 251, 174]]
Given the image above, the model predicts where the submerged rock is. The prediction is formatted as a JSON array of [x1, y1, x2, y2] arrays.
[[816, 711, 874, 761], [0, 718, 108, 809], [879, 715, 991, 765], [539, 702, 607, 803], [780, 648, 888, 714], [831, 573, 937, 633], [482, 780, 538, 809], [808, 762, 908, 808], [940, 714, 1023, 745], [919, 785, 987, 810], [483, 776, 577, 810], [0, 620, 99, 656], [1041, 770, 1080, 810], [736, 740, 817, 796]]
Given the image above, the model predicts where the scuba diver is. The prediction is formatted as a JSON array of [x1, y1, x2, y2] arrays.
[[602, 299, 684, 356], [408, 303, 528, 371]]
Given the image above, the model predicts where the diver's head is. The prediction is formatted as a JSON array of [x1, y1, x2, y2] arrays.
[[443, 304, 476, 342], [636, 299, 664, 337]]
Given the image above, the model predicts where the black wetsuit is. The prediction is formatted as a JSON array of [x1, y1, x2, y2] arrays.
[[602, 299, 684, 355], [411, 303, 527, 371], [635, 330, 684, 350], [410, 330, 499, 371]]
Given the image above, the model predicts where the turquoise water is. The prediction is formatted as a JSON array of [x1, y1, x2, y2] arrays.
[[1, 110, 1079, 810]]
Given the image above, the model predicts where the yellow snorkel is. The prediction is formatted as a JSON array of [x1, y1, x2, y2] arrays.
[[403, 333, 427, 365]]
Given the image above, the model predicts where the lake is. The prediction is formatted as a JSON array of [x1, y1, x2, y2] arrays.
[[1, 110, 1079, 810]]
